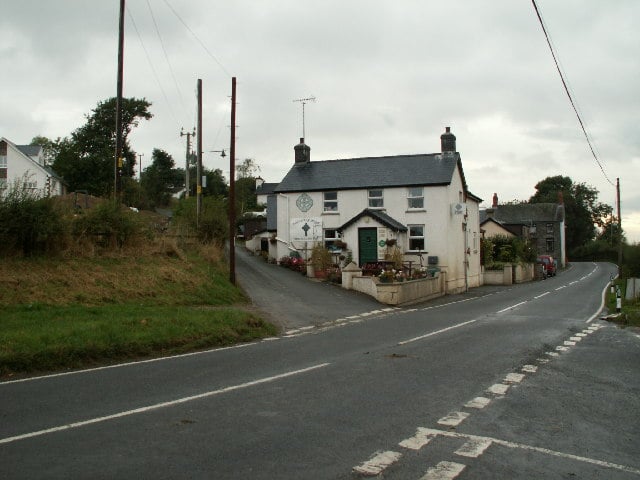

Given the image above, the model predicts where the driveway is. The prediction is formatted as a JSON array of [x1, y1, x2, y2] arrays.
[[235, 247, 383, 331]]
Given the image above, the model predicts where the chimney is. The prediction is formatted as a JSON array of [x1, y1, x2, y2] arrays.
[[440, 126, 456, 153], [492, 192, 498, 208], [294, 137, 310, 164], [255, 176, 264, 190], [558, 190, 564, 205]]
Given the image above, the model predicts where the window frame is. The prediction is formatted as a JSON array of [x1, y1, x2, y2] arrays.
[[323, 191, 338, 212], [368, 189, 384, 209], [408, 224, 425, 251], [407, 186, 424, 210], [324, 228, 341, 251]]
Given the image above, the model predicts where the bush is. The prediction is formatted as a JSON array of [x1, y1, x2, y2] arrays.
[[72, 200, 141, 248], [173, 196, 228, 244], [0, 181, 68, 256]]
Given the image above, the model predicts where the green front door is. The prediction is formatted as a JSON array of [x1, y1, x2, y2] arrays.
[[358, 228, 378, 266]]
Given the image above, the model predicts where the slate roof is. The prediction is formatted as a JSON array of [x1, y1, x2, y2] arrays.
[[482, 203, 564, 225], [255, 182, 279, 196], [274, 153, 462, 193], [16, 144, 42, 157], [339, 208, 408, 232]]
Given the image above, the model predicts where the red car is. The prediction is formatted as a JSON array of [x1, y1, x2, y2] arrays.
[[537, 255, 557, 278]]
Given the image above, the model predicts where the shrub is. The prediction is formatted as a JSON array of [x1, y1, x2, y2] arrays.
[[0, 180, 68, 256], [173, 196, 228, 244], [72, 200, 141, 248]]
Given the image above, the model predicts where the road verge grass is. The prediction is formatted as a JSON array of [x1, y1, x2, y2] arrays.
[[605, 279, 640, 328], [0, 244, 277, 379]]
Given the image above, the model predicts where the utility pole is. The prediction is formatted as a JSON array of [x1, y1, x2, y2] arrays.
[[180, 127, 195, 198], [137, 152, 144, 180], [196, 79, 203, 225], [114, 0, 125, 199], [617, 177, 622, 277], [229, 77, 237, 285], [293, 96, 316, 140]]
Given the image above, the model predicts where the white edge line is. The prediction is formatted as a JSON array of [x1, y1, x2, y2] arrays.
[[534, 292, 550, 299], [587, 271, 617, 324], [0, 363, 330, 445], [398, 319, 477, 346], [1, 342, 255, 385]]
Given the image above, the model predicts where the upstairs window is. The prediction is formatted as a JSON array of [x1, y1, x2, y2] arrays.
[[323, 191, 338, 212], [0, 155, 7, 189], [546, 223, 554, 234], [407, 187, 424, 209], [368, 189, 384, 208], [408, 224, 425, 251]]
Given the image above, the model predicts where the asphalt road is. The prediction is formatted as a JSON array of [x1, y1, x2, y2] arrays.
[[1, 260, 638, 479]]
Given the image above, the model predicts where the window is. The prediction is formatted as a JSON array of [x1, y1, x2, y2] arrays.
[[323, 191, 338, 212], [408, 224, 425, 251], [324, 229, 341, 251], [407, 187, 424, 209], [546, 223, 554, 234], [0, 156, 8, 189], [368, 189, 383, 208], [546, 238, 554, 253]]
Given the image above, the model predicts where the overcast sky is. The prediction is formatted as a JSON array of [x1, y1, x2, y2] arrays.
[[2, 1, 638, 242]]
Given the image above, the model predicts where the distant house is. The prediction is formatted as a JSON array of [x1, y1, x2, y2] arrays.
[[265, 127, 483, 294], [480, 193, 566, 267], [0, 137, 65, 197]]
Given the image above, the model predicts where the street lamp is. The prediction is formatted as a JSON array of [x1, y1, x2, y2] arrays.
[[209, 149, 226, 158]]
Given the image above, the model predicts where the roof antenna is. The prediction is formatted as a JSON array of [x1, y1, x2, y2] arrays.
[[293, 96, 316, 140]]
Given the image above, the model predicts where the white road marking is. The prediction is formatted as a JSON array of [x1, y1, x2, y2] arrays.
[[455, 437, 493, 458], [487, 383, 509, 395], [537, 358, 550, 363], [504, 373, 525, 383], [398, 319, 477, 346], [564, 341, 576, 346], [438, 411, 470, 427], [0, 363, 331, 445], [534, 292, 550, 299], [399, 428, 439, 450], [569, 336, 582, 342], [546, 351, 560, 357], [421, 428, 640, 476], [555, 286, 567, 291], [419, 461, 467, 480], [575, 332, 588, 337], [497, 301, 526, 313], [556, 346, 570, 352], [353, 450, 402, 476], [522, 365, 538, 373], [465, 397, 491, 409]]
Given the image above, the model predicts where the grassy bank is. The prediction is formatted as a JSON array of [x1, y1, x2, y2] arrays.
[[605, 279, 640, 328], [0, 244, 276, 379]]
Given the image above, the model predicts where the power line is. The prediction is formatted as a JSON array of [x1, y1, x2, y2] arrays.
[[531, 0, 614, 187], [126, 6, 179, 126], [162, 0, 231, 78], [145, 0, 188, 121]]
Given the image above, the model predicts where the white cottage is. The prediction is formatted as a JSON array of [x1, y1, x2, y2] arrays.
[[270, 128, 482, 294], [0, 137, 64, 197]]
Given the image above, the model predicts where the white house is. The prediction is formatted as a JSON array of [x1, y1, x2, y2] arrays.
[[0, 137, 64, 197], [270, 127, 482, 294]]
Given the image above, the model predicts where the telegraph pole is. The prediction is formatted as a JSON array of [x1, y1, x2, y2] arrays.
[[196, 79, 203, 224], [229, 77, 237, 285], [180, 127, 195, 198], [617, 177, 622, 277], [114, 0, 125, 199], [137, 152, 144, 180]]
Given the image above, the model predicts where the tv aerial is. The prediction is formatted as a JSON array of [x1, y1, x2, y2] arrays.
[[293, 96, 316, 140]]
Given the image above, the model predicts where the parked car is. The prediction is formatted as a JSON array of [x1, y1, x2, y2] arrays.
[[537, 255, 556, 278]]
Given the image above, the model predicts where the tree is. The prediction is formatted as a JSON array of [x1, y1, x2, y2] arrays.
[[52, 97, 152, 197], [529, 175, 613, 254], [141, 148, 182, 207], [236, 158, 260, 179], [30, 136, 62, 166]]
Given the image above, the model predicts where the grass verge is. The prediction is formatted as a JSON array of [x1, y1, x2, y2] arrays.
[[0, 244, 277, 379], [605, 279, 640, 328]]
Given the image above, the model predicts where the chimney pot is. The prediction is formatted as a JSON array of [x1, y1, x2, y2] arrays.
[[492, 192, 498, 208], [440, 127, 456, 153], [294, 138, 311, 164]]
